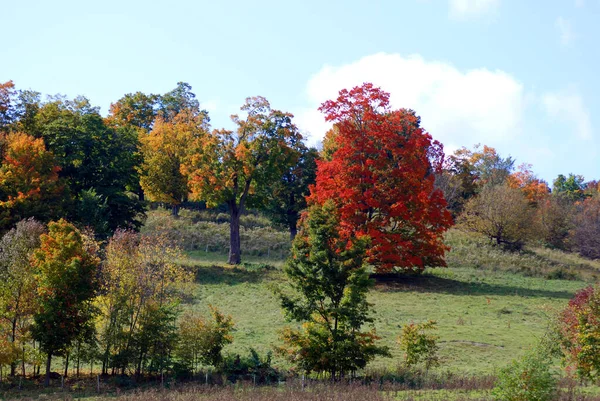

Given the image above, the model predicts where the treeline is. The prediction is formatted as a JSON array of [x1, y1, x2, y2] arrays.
[[436, 144, 600, 257], [0, 81, 318, 264]]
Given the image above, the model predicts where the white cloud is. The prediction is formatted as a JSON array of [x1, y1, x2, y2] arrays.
[[448, 0, 500, 19], [295, 53, 524, 149], [542, 90, 592, 140], [556, 17, 575, 46]]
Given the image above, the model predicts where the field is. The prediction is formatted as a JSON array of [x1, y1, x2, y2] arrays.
[[185, 229, 589, 374]]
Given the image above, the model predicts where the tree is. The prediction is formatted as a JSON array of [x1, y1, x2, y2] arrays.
[[507, 163, 550, 206], [30, 96, 144, 235], [310, 83, 453, 273], [0, 81, 17, 131], [183, 96, 302, 264], [277, 201, 389, 379], [175, 307, 234, 374], [459, 184, 534, 250], [95, 229, 192, 376], [0, 132, 64, 231], [264, 145, 318, 240], [398, 320, 440, 369], [553, 173, 587, 202], [106, 91, 159, 133], [30, 219, 100, 386], [537, 194, 574, 250], [139, 111, 208, 216], [572, 196, 600, 259], [0, 219, 45, 376], [558, 286, 600, 381]]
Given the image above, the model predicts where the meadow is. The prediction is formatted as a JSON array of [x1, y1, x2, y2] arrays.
[[3, 211, 600, 400]]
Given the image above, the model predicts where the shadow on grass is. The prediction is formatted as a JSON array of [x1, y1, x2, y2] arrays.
[[187, 264, 272, 286], [373, 274, 575, 299]]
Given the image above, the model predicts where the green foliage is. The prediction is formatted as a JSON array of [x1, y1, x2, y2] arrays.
[[277, 201, 389, 379], [0, 219, 45, 374], [222, 348, 280, 383], [175, 306, 234, 373], [30, 219, 100, 384], [492, 351, 556, 401], [553, 173, 586, 202], [399, 320, 440, 369]]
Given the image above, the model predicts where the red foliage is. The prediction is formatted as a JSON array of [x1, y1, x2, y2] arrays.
[[309, 83, 453, 273]]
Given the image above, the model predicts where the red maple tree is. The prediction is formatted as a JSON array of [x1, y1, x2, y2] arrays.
[[309, 83, 453, 273]]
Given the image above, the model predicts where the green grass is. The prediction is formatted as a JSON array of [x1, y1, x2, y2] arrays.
[[183, 229, 594, 374]]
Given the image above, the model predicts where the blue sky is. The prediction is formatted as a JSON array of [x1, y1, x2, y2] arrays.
[[2, 0, 598, 183]]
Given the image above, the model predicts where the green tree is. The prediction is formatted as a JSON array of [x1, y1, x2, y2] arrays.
[[277, 201, 389, 379], [398, 320, 440, 369], [553, 173, 586, 202], [30, 219, 100, 386], [27, 96, 143, 236], [183, 96, 302, 264], [0, 218, 45, 376], [264, 145, 318, 240], [175, 307, 234, 374]]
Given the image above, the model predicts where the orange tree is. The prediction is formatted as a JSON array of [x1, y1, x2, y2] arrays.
[[310, 83, 453, 274], [183, 96, 302, 265], [30, 219, 100, 386], [0, 132, 64, 231]]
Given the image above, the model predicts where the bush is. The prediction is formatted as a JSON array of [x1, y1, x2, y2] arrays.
[[492, 352, 556, 401], [222, 348, 280, 384], [558, 286, 600, 381], [398, 320, 439, 369]]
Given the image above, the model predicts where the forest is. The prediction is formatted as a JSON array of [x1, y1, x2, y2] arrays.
[[2, 79, 600, 400]]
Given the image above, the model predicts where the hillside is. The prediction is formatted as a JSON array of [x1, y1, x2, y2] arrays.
[[153, 210, 595, 374]]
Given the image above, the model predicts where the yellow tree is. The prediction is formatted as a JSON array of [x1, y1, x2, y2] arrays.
[[139, 111, 208, 216], [182, 97, 302, 264]]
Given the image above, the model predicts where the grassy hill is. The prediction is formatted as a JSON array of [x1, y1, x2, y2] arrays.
[[163, 209, 596, 375]]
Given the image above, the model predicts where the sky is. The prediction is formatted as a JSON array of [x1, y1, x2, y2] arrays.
[[2, 0, 598, 184]]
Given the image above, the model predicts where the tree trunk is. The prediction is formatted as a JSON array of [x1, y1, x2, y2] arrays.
[[228, 208, 242, 265], [64, 352, 69, 378], [22, 346, 26, 377], [171, 204, 180, 217], [44, 352, 52, 387], [289, 224, 297, 241], [10, 319, 17, 376]]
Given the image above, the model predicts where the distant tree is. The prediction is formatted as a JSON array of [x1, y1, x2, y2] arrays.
[[553, 174, 586, 202], [106, 91, 159, 133], [310, 83, 453, 273], [507, 163, 550, 206], [572, 196, 600, 259], [0, 219, 45, 376], [30, 96, 144, 235], [0, 132, 64, 231], [158, 82, 209, 123], [277, 201, 389, 379], [31, 219, 100, 386], [537, 194, 574, 250], [459, 184, 534, 250], [264, 145, 318, 240], [183, 96, 302, 264], [139, 111, 208, 216], [0, 81, 17, 131]]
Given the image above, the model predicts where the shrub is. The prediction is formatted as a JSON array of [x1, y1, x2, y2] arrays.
[[222, 348, 280, 384], [492, 351, 556, 401], [398, 320, 439, 369], [558, 286, 600, 381]]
